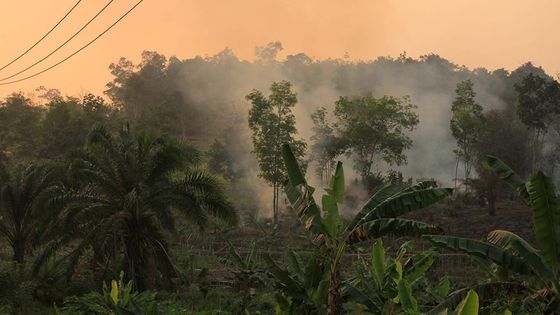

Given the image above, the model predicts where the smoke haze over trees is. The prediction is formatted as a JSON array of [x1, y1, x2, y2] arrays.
[[1, 43, 556, 217], [102, 46, 550, 178], [3, 39, 560, 314]]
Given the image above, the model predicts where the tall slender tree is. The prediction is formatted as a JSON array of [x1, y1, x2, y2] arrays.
[[450, 79, 485, 187], [246, 81, 306, 225], [515, 73, 560, 173]]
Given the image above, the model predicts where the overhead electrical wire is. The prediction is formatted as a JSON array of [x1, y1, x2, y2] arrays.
[[0, 0, 83, 72], [0, 0, 115, 82], [0, 0, 144, 85]]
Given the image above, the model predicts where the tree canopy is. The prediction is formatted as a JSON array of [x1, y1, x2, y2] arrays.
[[333, 95, 419, 184]]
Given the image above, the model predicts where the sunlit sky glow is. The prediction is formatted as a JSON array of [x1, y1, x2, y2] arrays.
[[0, 0, 558, 97]]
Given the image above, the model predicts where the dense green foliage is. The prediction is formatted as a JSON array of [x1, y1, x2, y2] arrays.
[[0, 49, 558, 314], [0, 162, 61, 263], [281, 144, 451, 314], [52, 126, 236, 289], [427, 156, 560, 313]]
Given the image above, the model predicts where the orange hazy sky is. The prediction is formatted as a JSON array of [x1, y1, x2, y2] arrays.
[[0, 0, 558, 98]]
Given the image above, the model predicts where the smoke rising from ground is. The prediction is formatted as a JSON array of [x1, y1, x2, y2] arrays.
[[131, 44, 547, 218]]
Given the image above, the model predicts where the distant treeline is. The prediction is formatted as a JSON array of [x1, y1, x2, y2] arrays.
[[0, 47, 557, 194]]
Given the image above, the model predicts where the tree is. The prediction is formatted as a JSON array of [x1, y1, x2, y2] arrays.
[[0, 162, 61, 264], [39, 94, 119, 159], [246, 81, 306, 225], [54, 126, 237, 289], [333, 95, 418, 189], [309, 107, 347, 184], [207, 139, 237, 181], [105, 52, 186, 137], [254, 41, 283, 63], [40, 98, 90, 159], [35, 86, 63, 104], [472, 109, 531, 215], [515, 73, 560, 173], [0, 93, 42, 160], [82, 93, 114, 120], [450, 79, 485, 187]]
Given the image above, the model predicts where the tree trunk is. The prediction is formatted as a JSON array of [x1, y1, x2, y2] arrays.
[[12, 239, 25, 264], [488, 185, 496, 216], [465, 160, 470, 183], [127, 246, 146, 290], [532, 131, 541, 174], [454, 156, 460, 191], [532, 133, 536, 174], [272, 183, 278, 225], [327, 267, 342, 315], [327, 244, 345, 315], [275, 184, 280, 225]]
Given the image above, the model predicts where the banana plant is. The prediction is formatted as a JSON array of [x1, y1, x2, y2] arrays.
[[344, 239, 437, 314], [450, 290, 479, 315], [264, 248, 330, 314], [58, 271, 159, 314], [436, 289, 510, 315], [425, 156, 560, 313], [347, 244, 484, 315], [226, 241, 270, 312], [227, 241, 261, 286], [281, 144, 452, 314]]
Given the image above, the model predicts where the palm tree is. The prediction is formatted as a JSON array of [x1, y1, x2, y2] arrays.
[[0, 162, 61, 264], [58, 126, 237, 289]]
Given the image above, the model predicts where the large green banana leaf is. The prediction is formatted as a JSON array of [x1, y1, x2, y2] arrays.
[[283, 143, 448, 245], [485, 155, 529, 202], [348, 218, 443, 244], [322, 161, 344, 237], [404, 250, 435, 284], [455, 289, 478, 315], [264, 254, 307, 296], [425, 235, 530, 275], [525, 172, 560, 271], [347, 183, 403, 230], [347, 187, 451, 242], [397, 278, 418, 313], [368, 187, 452, 219], [282, 144, 324, 236], [427, 282, 526, 315], [487, 229, 555, 287], [348, 181, 444, 230]]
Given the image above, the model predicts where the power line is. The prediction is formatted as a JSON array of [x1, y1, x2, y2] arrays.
[[0, 0, 144, 85], [0, 0, 82, 72], [0, 0, 115, 82]]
